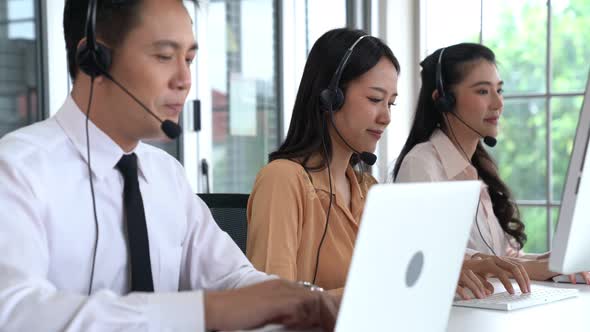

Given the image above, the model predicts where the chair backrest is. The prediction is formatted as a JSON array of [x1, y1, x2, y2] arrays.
[[197, 193, 249, 254]]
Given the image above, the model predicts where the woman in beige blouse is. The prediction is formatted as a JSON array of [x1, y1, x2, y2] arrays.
[[394, 43, 590, 285], [246, 28, 399, 293]]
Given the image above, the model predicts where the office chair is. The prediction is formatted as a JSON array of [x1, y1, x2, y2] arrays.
[[197, 193, 249, 254]]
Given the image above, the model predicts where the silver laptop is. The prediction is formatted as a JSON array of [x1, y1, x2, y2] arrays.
[[335, 181, 480, 332], [242, 181, 480, 332]]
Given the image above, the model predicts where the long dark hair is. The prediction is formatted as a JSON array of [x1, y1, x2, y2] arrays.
[[269, 28, 400, 171], [392, 43, 527, 249]]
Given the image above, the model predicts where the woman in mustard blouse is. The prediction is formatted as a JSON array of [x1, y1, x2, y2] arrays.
[[246, 28, 399, 293]]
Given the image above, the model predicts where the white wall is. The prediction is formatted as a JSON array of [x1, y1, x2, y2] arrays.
[[373, 0, 420, 182], [280, 0, 309, 139], [42, 0, 68, 116]]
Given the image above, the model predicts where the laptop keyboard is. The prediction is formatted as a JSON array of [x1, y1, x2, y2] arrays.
[[453, 287, 579, 311]]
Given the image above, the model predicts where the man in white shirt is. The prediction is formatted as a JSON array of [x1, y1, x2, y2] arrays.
[[0, 0, 337, 331]]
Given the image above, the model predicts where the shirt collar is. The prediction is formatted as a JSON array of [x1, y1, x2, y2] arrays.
[[430, 129, 476, 180], [308, 164, 366, 199], [54, 95, 151, 183]]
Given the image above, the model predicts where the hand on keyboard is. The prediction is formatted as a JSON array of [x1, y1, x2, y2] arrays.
[[553, 273, 590, 284], [456, 265, 494, 300], [453, 286, 579, 311], [463, 255, 531, 294]]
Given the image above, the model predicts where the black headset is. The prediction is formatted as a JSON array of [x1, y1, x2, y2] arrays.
[[433, 47, 499, 257], [76, 0, 181, 295], [319, 34, 370, 112], [434, 47, 456, 113], [76, 0, 112, 78], [74, 0, 182, 140], [316, 34, 377, 166], [312, 34, 374, 285], [434, 47, 497, 148], [76, 0, 104, 296]]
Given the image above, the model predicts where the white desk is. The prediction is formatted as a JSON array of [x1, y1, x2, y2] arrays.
[[447, 280, 590, 331], [236, 280, 590, 332]]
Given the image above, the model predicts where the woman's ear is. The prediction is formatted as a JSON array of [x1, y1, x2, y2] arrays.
[[431, 89, 440, 102], [76, 37, 87, 50]]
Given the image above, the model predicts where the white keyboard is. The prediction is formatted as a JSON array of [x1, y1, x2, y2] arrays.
[[453, 287, 579, 311]]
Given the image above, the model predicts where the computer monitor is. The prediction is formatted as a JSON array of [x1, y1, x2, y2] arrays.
[[549, 70, 590, 275]]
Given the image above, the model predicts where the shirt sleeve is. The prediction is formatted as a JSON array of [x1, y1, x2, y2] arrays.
[[178, 177, 274, 291], [464, 248, 483, 259], [0, 158, 204, 332], [246, 161, 307, 281]]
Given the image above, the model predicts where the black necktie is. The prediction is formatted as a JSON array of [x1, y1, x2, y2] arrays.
[[116, 153, 154, 292]]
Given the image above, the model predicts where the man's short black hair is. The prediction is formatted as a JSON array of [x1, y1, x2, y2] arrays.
[[63, 0, 197, 82]]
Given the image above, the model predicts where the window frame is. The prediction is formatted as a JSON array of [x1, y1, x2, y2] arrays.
[[0, 0, 46, 132], [421, 0, 587, 251]]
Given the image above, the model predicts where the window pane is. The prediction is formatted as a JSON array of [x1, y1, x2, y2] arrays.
[[208, 0, 279, 193], [551, 0, 590, 93], [7, 0, 34, 20], [551, 96, 583, 201], [491, 98, 547, 200], [520, 206, 548, 253], [482, 0, 547, 94], [423, 0, 481, 55], [0, 0, 41, 138], [8, 21, 35, 39]]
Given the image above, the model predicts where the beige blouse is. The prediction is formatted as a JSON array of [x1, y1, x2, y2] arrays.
[[395, 129, 522, 258], [246, 159, 377, 291]]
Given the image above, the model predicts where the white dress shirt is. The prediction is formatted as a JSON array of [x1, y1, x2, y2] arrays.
[[0, 96, 271, 331], [395, 129, 522, 258]]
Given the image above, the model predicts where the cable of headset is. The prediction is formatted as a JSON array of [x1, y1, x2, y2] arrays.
[[311, 34, 376, 285], [79, 0, 184, 294], [85, 77, 100, 295], [312, 117, 334, 285], [443, 114, 498, 257]]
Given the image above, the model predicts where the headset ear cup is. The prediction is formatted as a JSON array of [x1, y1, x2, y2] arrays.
[[76, 41, 112, 78], [95, 42, 112, 72], [319, 88, 344, 112], [332, 88, 344, 111], [435, 92, 456, 113], [319, 88, 335, 112], [446, 92, 456, 109]]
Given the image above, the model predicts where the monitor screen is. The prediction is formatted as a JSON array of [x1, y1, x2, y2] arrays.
[[549, 70, 590, 274]]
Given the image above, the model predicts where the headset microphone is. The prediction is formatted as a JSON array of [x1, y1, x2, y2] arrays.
[[319, 34, 377, 166], [100, 72, 182, 140], [435, 46, 499, 257], [434, 47, 497, 148], [447, 111, 497, 148], [328, 111, 377, 165], [77, 0, 181, 295], [313, 33, 376, 285], [76, 0, 182, 140]]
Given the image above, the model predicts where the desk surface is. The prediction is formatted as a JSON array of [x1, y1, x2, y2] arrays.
[[236, 280, 590, 332], [447, 280, 590, 331]]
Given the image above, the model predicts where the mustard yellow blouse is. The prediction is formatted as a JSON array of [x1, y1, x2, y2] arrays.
[[246, 159, 377, 291]]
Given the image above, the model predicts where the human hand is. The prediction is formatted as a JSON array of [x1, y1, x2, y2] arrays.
[[566, 272, 590, 284], [456, 265, 494, 300], [464, 254, 531, 294], [204, 279, 339, 332], [537, 253, 590, 284]]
